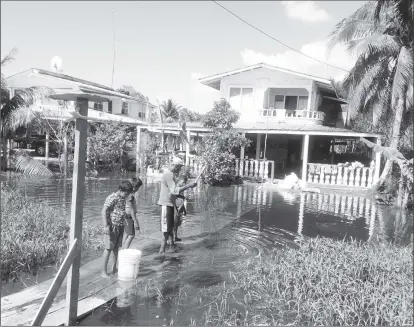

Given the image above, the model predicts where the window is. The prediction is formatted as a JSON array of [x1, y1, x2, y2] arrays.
[[121, 102, 129, 115], [272, 95, 309, 110], [297, 96, 308, 110], [138, 112, 142, 118], [108, 101, 113, 113], [94, 102, 103, 111], [274, 95, 284, 109], [229, 87, 254, 110]]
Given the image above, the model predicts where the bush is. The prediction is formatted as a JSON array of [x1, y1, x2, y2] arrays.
[[200, 99, 251, 186], [0, 185, 104, 281], [195, 238, 413, 326]]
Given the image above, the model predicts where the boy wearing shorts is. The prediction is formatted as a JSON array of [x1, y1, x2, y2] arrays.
[[123, 177, 143, 249], [101, 181, 133, 278]]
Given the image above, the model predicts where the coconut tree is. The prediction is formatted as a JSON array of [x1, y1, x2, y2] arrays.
[[160, 99, 181, 122], [327, 0, 413, 188], [1, 48, 54, 175]]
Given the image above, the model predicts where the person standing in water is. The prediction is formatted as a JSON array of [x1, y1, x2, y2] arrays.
[[123, 177, 143, 249], [101, 181, 133, 278], [158, 157, 197, 255]]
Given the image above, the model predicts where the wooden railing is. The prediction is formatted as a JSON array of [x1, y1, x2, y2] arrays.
[[307, 163, 375, 188], [31, 239, 80, 326], [259, 109, 325, 122], [188, 158, 275, 180]]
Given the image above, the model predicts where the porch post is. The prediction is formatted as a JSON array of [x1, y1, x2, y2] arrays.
[[331, 138, 335, 164], [63, 134, 68, 176], [136, 126, 141, 173], [255, 133, 261, 160], [373, 137, 381, 183], [45, 132, 50, 160], [301, 134, 310, 182], [185, 129, 191, 166], [240, 132, 245, 175]]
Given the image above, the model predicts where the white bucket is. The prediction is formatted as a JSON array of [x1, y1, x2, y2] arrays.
[[118, 249, 142, 281]]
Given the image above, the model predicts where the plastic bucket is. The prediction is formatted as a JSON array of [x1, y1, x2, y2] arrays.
[[118, 249, 142, 282]]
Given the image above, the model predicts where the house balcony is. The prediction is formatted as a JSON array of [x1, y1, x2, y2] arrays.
[[257, 108, 326, 125]]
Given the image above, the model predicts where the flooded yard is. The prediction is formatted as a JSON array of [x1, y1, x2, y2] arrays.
[[2, 173, 412, 325]]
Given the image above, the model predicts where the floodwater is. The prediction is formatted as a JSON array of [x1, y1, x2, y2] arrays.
[[2, 173, 413, 325]]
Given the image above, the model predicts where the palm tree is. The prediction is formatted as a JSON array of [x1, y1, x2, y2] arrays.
[[327, 0, 413, 187], [1, 48, 54, 176], [160, 99, 181, 122]]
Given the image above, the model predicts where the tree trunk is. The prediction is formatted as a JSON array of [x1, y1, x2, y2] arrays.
[[374, 96, 405, 188]]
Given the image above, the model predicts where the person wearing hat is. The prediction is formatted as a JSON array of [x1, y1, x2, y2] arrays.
[[157, 156, 197, 255]]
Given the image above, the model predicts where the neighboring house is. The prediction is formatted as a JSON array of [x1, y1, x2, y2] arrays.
[[5, 68, 156, 122], [5, 68, 157, 158], [156, 63, 382, 189]]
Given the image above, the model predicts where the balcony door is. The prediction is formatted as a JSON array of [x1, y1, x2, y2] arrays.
[[229, 87, 254, 111]]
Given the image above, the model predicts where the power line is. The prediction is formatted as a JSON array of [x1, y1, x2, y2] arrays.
[[211, 0, 350, 73]]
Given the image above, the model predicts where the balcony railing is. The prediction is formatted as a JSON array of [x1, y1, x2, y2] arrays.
[[258, 109, 325, 123]]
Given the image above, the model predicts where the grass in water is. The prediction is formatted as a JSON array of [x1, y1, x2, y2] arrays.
[[1, 185, 104, 281], [194, 238, 413, 326]]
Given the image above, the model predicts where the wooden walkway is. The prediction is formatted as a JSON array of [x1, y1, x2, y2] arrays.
[[1, 213, 238, 326]]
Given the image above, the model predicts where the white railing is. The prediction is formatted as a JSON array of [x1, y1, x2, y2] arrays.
[[307, 163, 375, 188], [259, 109, 325, 122], [187, 158, 275, 180]]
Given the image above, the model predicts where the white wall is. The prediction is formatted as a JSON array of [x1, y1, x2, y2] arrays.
[[219, 67, 314, 121]]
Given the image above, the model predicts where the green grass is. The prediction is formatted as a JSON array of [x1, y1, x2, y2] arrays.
[[194, 238, 413, 326], [1, 185, 104, 281]]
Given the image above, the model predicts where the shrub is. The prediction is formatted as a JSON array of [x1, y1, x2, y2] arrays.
[[200, 99, 251, 186], [0, 185, 104, 281]]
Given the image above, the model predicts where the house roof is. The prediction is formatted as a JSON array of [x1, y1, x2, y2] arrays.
[[6, 68, 156, 108], [199, 63, 335, 90], [148, 121, 380, 138]]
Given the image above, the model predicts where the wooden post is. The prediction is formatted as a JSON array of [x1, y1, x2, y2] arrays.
[[331, 138, 335, 164], [45, 132, 50, 160], [185, 129, 191, 166], [31, 239, 80, 326], [255, 133, 261, 160], [65, 98, 88, 326], [373, 137, 381, 184], [86, 124, 91, 162], [136, 126, 141, 173], [301, 134, 309, 182]]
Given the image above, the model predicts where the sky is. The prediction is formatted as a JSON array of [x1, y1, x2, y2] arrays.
[[1, 1, 366, 113]]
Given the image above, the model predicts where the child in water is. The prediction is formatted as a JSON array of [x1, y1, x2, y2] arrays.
[[173, 169, 190, 242]]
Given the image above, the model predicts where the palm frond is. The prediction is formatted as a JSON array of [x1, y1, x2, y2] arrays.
[[13, 150, 53, 177], [1, 48, 18, 91], [391, 46, 413, 104], [1, 86, 55, 133], [346, 33, 401, 58]]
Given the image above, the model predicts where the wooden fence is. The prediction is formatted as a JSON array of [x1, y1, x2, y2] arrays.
[[307, 163, 375, 188]]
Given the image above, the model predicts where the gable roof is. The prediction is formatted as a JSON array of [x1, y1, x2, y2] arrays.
[[198, 63, 333, 90], [6, 68, 156, 108]]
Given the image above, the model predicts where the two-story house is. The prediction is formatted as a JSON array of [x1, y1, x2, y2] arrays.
[[156, 63, 382, 189], [5, 68, 157, 158]]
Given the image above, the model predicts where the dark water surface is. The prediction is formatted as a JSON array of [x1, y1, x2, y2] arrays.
[[2, 173, 412, 325]]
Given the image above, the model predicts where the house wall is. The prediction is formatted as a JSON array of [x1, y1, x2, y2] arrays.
[[219, 67, 314, 121]]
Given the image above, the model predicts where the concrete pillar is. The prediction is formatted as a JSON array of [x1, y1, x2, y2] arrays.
[[240, 133, 245, 160], [373, 137, 381, 183], [86, 124, 91, 162], [45, 132, 50, 160], [301, 134, 310, 182], [255, 133, 261, 160], [136, 126, 141, 172], [63, 134, 68, 176], [185, 129, 191, 166]]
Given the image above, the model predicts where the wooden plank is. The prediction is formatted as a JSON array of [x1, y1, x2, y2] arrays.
[[65, 98, 89, 326], [31, 240, 80, 326]]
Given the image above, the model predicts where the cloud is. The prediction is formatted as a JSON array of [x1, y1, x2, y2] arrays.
[[240, 40, 355, 81], [280, 1, 331, 23]]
